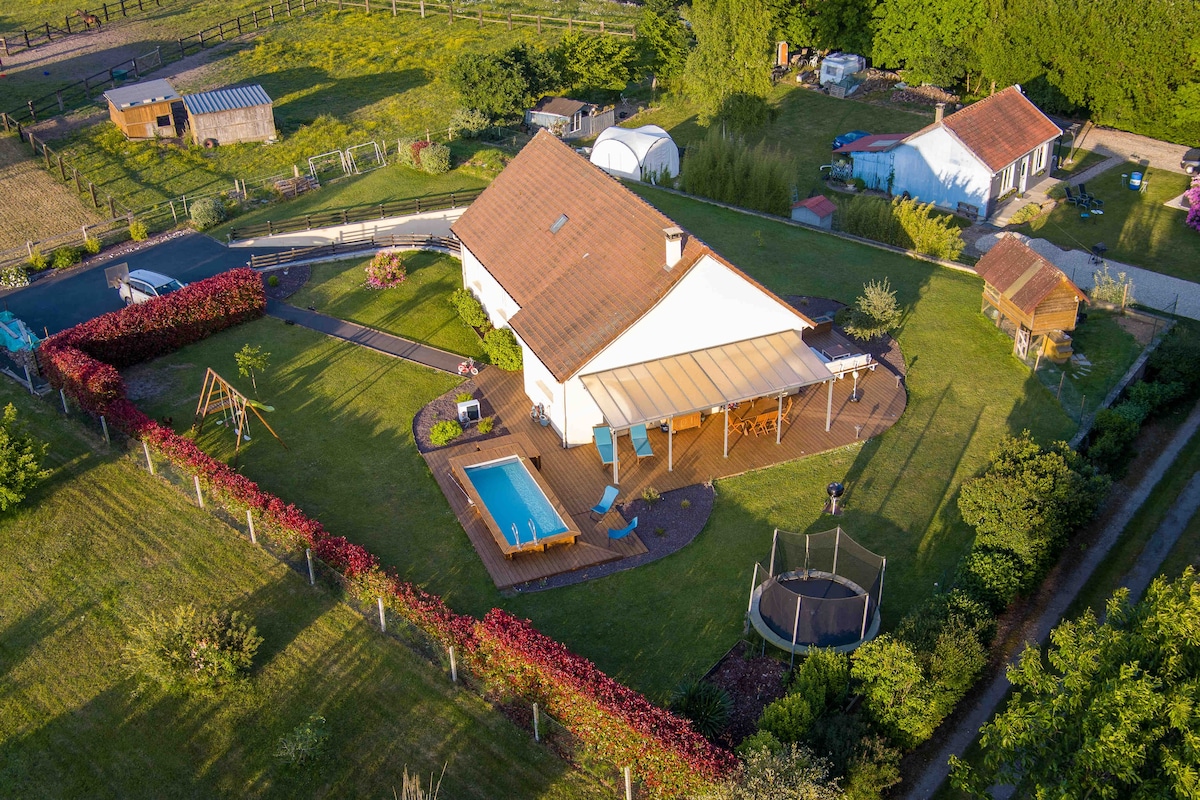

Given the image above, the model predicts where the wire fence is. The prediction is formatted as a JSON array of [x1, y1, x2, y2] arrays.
[[36, 383, 641, 797]]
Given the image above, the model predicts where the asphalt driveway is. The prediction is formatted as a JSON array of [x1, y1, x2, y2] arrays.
[[0, 232, 282, 336]]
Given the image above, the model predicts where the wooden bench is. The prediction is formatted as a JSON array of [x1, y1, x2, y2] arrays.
[[670, 411, 702, 433]]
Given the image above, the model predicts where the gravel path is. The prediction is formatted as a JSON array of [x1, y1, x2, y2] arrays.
[[902, 400, 1200, 799], [977, 231, 1200, 320], [1074, 127, 1191, 175]]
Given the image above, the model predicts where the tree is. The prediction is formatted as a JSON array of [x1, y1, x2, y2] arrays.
[[843, 278, 901, 341], [951, 568, 1200, 799], [555, 31, 636, 96], [447, 45, 561, 120], [235, 344, 271, 395], [0, 403, 48, 512], [680, 129, 794, 214], [850, 635, 940, 748], [871, 0, 985, 86], [957, 432, 1108, 575], [637, 0, 691, 90], [683, 0, 773, 125], [808, 0, 877, 54]]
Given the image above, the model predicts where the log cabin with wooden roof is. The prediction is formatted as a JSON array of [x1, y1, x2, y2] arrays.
[[975, 234, 1088, 362]]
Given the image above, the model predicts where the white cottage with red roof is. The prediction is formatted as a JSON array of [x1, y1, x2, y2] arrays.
[[452, 131, 837, 451], [834, 86, 1062, 219]]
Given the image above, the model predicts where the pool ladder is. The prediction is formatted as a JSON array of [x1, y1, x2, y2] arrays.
[[512, 520, 539, 546]]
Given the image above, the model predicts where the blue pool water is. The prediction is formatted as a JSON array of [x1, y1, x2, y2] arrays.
[[464, 457, 569, 546]]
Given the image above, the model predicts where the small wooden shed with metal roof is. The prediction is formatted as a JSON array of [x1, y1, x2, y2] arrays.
[[103, 79, 183, 140], [976, 234, 1088, 361], [182, 84, 276, 146]]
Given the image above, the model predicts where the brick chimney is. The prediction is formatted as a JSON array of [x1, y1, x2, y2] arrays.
[[935, 102, 946, 123], [664, 226, 685, 269]]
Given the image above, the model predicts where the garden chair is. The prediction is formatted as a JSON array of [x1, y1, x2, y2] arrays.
[[1078, 183, 1103, 207], [1062, 186, 1086, 207], [630, 423, 654, 461], [608, 516, 639, 540], [589, 485, 619, 519], [593, 425, 615, 469]]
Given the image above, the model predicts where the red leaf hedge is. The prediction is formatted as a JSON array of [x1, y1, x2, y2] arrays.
[[38, 267, 734, 796]]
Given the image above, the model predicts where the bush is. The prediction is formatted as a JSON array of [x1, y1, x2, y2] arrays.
[[26, 248, 48, 271], [364, 250, 407, 289], [429, 419, 463, 447], [450, 288, 489, 329], [955, 548, 1026, 613], [482, 327, 522, 371], [421, 142, 452, 175], [275, 714, 330, 766], [0, 403, 49, 512], [396, 136, 422, 168], [642, 486, 661, 504], [850, 177, 867, 191], [449, 107, 492, 139], [708, 742, 842, 799], [758, 691, 817, 744], [680, 128, 795, 216], [1090, 264, 1134, 305], [190, 197, 227, 230], [477, 415, 494, 434], [1148, 326, 1200, 392], [1127, 379, 1185, 416], [842, 195, 902, 245], [124, 603, 262, 692], [267, 274, 280, 288], [790, 648, 849, 711], [52, 246, 81, 269], [455, 391, 475, 403], [670, 680, 733, 739], [0, 264, 30, 289], [735, 730, 782, 758], [129, 220, 149, 241], [843, 735, 903, 800], [929, 618, 987, 694], [1008, 202, 1044, 225], [83, 236, 102, 255], [841, 196, 964, 259], [843, 278, 902, 341], [1088, 407, 1140, 474]]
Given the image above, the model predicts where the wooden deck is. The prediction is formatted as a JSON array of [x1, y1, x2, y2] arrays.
[[422, 366, 906, 589]]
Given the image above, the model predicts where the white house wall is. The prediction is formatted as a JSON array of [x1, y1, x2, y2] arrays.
[[461, 244, 519, 328], [893, 127, 991, 213], [230, 207, 467, 248], [557, 254, 813, 445]]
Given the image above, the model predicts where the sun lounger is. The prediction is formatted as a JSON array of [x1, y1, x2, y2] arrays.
[[630, 423, 654, 461], [593, 425, 615, 468]]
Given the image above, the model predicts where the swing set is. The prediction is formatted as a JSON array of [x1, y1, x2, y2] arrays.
[[193, 368, 286, 462]]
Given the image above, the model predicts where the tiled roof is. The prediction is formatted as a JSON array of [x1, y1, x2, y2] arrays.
[[975, 235, 1086, 314], [927, 86, 1062, 172], [183, 84, 272, 115], [530, 96, 589, 118], [793, 195, 837, 217], [833, 133, 906, 154], [452, 131, 812, 381]]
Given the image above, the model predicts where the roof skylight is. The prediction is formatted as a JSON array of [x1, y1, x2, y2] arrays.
[[550, 214, 569, 233]]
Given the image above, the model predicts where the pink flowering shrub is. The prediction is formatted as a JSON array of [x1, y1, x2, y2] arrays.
[[40, 267, 734, 797], [364, 251, 407, 289], [1186, 177, 1200, 232]]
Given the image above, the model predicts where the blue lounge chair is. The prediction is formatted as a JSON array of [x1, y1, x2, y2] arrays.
[[593, 425, 615, 468], [630, 423, 654, 461], [590, 485, 619, 518], [608, 516, 638, 540]]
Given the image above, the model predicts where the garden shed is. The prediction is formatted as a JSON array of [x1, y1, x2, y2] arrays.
[[524, 96, 614, 141], [975, 234, 1087, 360], [182, 84, 276, 146], [791, 195, 836, 229], [103, 79, 183, 140], [589, 125, 679, 182]]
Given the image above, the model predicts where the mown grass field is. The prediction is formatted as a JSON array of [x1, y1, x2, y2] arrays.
[[132, 190, 1075, 701], [0, 380, 607, 799], [0, 133, 101, 249], [1020, 163, 1198, 282], [286, 251, 485, 357]]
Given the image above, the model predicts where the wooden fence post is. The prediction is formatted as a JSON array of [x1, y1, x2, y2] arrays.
[[449, 645, 458, 682], [143, 441, 155, 474], [56, 91, 65, 112], [89, 182, 98, 208], [193, 475, 204, 506], [447, 0, 453, 23], [305, 548, 315, 584], [60, 389, 69, 414], [624, 767, 632, 800], [536, 15, 541, 32], [377, 597, 386, 631], [533, 702, 540, 741], [100, 415, 110, 444], [102, 3, 110, 22], [58, 154, 65, 180], [247, 509, 256, 544], [419, 0, 424, 17], [107, 195, 116, 218], [178, 38, 186, 58], [506, 12, 511, 29], [391, 0, 396, 15], [27, 101, 36, 122]]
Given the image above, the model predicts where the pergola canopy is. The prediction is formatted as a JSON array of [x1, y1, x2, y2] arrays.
[[580, 330, 834, 430]]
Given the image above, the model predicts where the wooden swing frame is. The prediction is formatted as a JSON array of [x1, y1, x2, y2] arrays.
[[193, 368, 286, 462]]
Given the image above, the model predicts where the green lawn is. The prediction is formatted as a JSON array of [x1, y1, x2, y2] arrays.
[[286, 251, 485, 357], [0, 381, 606, 799], [1020, 163, 1199, 282], [628, 83, 933, 198], [135, 188, 1075, 702], [1055, 148, 1110, 177], [1031, 309, 1143, 423]]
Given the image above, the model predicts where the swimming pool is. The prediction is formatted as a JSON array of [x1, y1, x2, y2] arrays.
[[453, 450, 578, 556]]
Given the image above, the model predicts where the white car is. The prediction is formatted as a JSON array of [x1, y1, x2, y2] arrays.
[[114, 268, 187, 305]]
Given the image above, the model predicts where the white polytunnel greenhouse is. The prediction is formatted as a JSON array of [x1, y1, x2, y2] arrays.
[[589, 125, 680, 182]]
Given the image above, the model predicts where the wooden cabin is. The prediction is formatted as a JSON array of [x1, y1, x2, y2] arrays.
[[183, 85, 276, 146], [976, 235, 1088, 362], [103, 79, 183, 140]]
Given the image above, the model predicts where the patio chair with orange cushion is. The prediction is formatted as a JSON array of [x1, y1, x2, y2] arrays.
[[726, 408, 753, 436], [751, 411, 778, 437]]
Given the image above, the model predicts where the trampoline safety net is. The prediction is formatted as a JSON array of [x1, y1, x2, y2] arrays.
[[753, 527, 886, 649]]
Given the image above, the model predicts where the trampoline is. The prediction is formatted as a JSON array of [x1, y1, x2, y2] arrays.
[[747, 527, 885, 656]]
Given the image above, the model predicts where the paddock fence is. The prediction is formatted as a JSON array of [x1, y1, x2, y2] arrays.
[[0, 0, 169, 57], [230, 188, 481, 240], [247, 232, 461, 268]]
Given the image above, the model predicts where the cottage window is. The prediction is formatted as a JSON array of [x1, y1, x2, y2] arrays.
[[156, 114, 171, 128], [570, 112, 582, 133], [1033, 145, 1045, 173], [999, 163, 1015, 192]]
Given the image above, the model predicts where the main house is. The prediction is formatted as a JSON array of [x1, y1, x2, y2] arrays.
[[452, 131, 836, 448], [835, 86, 1062, 219]]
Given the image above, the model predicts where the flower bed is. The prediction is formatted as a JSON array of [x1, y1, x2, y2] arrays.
[[38, 267, 733, 797]]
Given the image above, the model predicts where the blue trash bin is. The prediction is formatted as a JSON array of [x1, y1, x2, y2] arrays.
[[1129, 172, 1143, 190]]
